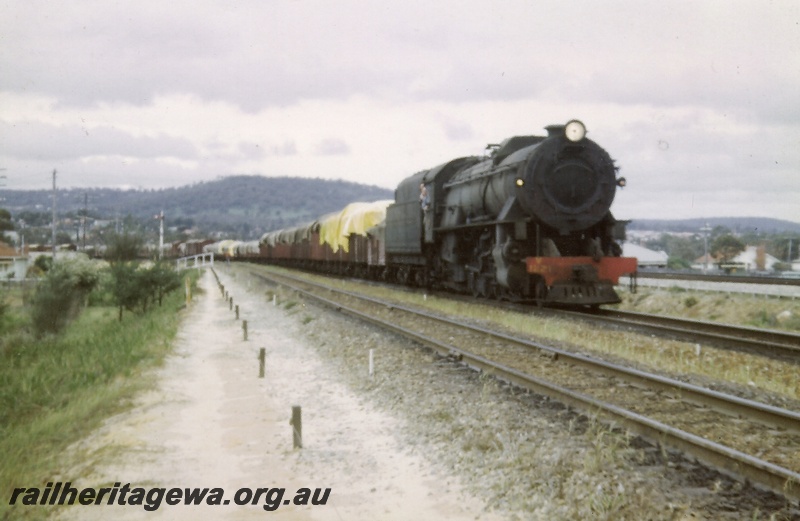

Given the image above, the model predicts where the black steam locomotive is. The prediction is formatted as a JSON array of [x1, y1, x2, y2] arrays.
[[384, 120, 636, 305]]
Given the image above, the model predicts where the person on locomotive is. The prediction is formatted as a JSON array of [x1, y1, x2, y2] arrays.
[[420, 183, 432, 241], [419, 183, 430, 211]]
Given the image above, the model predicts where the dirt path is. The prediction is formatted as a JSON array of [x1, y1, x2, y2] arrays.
[[56, 269, 498, 520]]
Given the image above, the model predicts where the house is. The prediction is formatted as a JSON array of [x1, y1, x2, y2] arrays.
[[622, 243, 669, 268], [691, 253, 719, 271], [729, 245, 780, 272], [0, 242, 29, 281]]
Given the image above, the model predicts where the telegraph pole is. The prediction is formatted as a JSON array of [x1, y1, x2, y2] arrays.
[[700, 223, 712, 273], [81, 192, 89, 252], [155, 210, 164, 259], [52, 169, 57, 260]]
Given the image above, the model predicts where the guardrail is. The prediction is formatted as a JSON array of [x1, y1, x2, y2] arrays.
[[176, 253, 214, 271]]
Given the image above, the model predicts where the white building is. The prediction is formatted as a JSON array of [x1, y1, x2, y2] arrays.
[[622, 243, 669, 268], [730, 245, 780, 272], [0, 242, 28, 281]]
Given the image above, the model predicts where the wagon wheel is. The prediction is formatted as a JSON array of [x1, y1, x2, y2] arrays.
[[396, 267, 410, 286], [413, 268, 429, 288]]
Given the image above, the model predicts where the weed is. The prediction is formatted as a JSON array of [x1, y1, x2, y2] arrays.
[[589, 487, 627, 519], [747, 309, 776, 328], [0, 279, 187, 521], [583, 419, 628, 473], [632, 292, 651, 306]]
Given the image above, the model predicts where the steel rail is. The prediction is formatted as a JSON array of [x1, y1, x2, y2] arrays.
[[569, 308, 800, 363], [252, 269, 800, 499]]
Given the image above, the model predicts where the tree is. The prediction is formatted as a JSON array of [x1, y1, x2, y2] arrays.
[[644, 233, 703, 266], [145, 262, 182, 308], [0, 209, 13, 232], [104, 232, 181, 319], [105, 232, 145, 320], [109, 262, 145, 321], [711, 234, 746, 264], [105, 232, 144, 263]]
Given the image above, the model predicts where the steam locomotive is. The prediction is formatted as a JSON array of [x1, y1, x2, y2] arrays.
[[208, 120, 637, 306]]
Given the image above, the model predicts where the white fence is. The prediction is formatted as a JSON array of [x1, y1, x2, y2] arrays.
[[176, 253, 215, 271], [619, 275, 799, 300]]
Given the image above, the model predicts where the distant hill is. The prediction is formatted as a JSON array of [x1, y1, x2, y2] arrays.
[[627, 217, 800, 234], [2, 176, 797, 240], [0, 175, 394, 239]]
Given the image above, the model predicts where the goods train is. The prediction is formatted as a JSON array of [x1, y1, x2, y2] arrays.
[[202, 120, 637, 306]]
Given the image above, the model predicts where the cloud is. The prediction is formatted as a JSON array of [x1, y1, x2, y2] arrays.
[[268, 141, 297, 157], [314, 139, 350, 156], [441, 119, 475, 141], [0, 120, 198, 161]]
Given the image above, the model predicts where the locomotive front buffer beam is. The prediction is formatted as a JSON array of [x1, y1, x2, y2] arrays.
[[526, 256, 638, 306]]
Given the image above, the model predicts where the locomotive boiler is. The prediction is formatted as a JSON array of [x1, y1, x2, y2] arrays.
[[385, 120, 636, 305]]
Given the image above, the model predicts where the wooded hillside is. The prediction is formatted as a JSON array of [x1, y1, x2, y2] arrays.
[[1, 175, 394, 239]]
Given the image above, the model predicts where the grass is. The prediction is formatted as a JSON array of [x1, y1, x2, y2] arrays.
[[615, 287, 800, 332], [0, 275, 193, 521]]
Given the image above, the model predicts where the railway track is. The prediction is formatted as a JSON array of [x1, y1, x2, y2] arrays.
[[347, 270, 800, 363], [567, 308, 800, 363], [249, 267, 800, 501], [346, 273, 800, 363]]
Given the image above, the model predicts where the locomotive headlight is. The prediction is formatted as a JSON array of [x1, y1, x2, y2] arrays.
[[565, 120, 586, 142], [515, 178, 525, 187]]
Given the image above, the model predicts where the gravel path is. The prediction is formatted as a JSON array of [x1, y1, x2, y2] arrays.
[[54, 266, 799, 520]]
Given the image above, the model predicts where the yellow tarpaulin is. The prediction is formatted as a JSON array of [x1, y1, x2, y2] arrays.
[[318, 200, 392, 253]]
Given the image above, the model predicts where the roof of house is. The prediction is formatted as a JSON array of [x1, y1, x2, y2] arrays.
[[622, 243, 669, 264], [0, 242, 23, 258]]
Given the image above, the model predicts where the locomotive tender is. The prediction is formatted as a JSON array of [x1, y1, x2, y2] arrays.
[[212, 120, 637, 306]]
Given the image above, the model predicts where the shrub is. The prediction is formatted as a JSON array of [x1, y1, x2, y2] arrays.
[[143, 262, 182, 308], [29, 256, 100, 336], [108, 262, 183, 320]]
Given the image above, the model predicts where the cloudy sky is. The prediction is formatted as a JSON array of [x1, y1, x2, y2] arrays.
[[1, 1, 798, 222]]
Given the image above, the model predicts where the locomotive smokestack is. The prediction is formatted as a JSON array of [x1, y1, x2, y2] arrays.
[[545, 125, 565, 137]]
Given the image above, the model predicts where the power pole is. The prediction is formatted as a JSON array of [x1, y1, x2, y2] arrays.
[[52, 169, 57, 260], [82, 192, 88, 251], [700, 223, 711, 273], [155, 210, 164, 259]]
